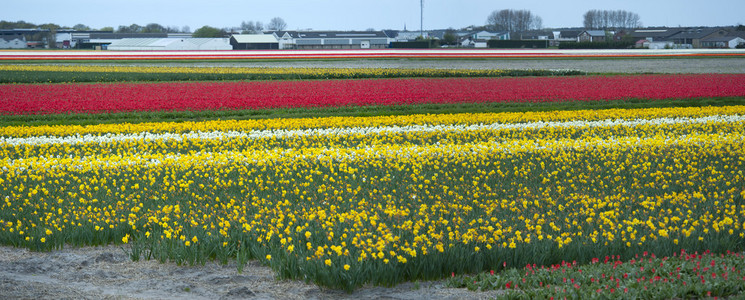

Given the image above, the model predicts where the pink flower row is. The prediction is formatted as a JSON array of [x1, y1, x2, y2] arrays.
[[2, 74, 744, 115]]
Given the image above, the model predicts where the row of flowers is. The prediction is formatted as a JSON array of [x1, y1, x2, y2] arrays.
[[1, 74, 744, 114], [0, 65, 581, 84], [4, 49, 742, 61], [2, 113, 743, 147], [1, 106, 744, 290]]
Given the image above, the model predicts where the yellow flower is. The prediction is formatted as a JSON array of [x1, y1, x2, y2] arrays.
[[191, 236, 198, 243], [474, 246, 480, 252], [266, 254, 272, 261], [122, 234, 129, 244], [45, 229, 52, 235], [325, 259, 332, 266], [40, 237, 46, 243], [344, 264, 350, 271], [185, 241, 191, 246]]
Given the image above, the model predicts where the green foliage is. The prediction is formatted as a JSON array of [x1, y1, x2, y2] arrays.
[[192, 26, 226, 38], [448, 250, 745, 299]]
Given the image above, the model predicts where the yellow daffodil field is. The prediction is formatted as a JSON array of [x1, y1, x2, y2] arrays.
[[2, 103, 744, 290]]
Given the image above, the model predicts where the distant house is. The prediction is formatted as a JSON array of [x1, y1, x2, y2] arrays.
[[513, 30, 552, 40], [394, 31, 428, 41], [668, 28, 730, 48], [460, 38, 487, 48], [554, 30, 581, 45], [230, 34, 279, 50], [107, 38, 231, 50], [578, 30, 607, 42], [457, 31, 509, 48], [53, 30, 116, 49], [628, 28, 682, 43], [471, 31, 509, 40], [648, 41, 674, 49], [269, 31, 392, 49], [0, 35, 26, 49], [701, 36, 745, 48]]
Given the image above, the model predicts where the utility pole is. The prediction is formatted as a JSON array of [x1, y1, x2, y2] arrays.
[[420, 0, 424, 38]]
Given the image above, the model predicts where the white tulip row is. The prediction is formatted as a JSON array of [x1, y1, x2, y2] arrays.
[[2, 114, 743, 147]]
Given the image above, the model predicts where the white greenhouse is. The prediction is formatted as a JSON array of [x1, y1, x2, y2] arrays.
[[106, 38, 231, 51]]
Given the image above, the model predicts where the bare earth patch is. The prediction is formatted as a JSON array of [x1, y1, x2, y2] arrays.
[[0, 245, 503, 299]]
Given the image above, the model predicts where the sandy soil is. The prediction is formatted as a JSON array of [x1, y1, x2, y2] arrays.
[[0, 245, 503, 300]]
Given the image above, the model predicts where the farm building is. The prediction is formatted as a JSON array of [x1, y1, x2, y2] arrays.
[[0, 29, 39, 49], [578, 30, 607, 42], [628, 28, 682, 42], [106, 38, 231, 50], [0, 36, 26, 49], [230, 34, 279, 50], [669, 28, 732, 48], [269, 31, 392, 49], [701, 36, 745, 48]]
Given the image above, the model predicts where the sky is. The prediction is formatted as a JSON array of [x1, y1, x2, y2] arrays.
[[3, 0, 744, 32]]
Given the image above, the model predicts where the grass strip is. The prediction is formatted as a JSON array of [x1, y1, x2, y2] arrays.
[[2, 97, 743, 127]]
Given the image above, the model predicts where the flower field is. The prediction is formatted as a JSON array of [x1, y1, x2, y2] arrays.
[[1, 61, 745, 295], [1, 49, 744, 61], [0, 65, 582, 84], [2, 103, 745, 291], [2, 74, 745, 114]]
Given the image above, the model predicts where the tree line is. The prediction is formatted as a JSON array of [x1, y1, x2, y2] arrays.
[[583, 10, 641, 30], [486, 9, 643, 33], [0, 17, 288, 38]]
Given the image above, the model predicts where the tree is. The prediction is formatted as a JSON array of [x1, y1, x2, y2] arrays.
[[182, 26, 191, 33], [240, 21, 256, 33], [99, 26, 114, 32], [117, 24, 143, 33], [0, 20, 37, 29], [486, 9, 542, 33], [583, 10, 641, 29], [73, 24, 90, 31], [192, 25, 225, 38], [267, 17, 287, 31], [442, 29, 458, 46], [142, 23, 166, 33], [39, 23, 61, 48]]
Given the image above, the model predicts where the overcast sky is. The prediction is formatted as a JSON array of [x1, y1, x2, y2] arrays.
[[4, 0, 744, 31]]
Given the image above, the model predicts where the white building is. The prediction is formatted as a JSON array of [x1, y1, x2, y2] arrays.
[[269, 31, 392, 50], [701, 36, 745, 48], [107, 38, 231, 50], [0, 36, 26, 49]]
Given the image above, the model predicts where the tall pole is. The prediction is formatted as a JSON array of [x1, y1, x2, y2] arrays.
[[420, 0, 424, 38]]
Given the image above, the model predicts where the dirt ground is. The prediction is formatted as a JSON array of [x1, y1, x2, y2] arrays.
[[0, 245, 504, 299]]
